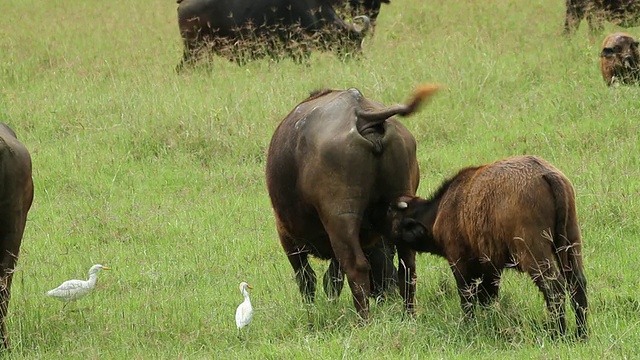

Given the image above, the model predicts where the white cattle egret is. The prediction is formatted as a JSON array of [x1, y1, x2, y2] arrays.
[[235, 282, 253, 331], [47, 264, 111, 306]]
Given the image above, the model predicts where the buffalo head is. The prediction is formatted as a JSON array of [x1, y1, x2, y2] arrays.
[[600, 32, 640, 86]]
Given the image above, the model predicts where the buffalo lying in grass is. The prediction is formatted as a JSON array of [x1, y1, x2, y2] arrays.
[[0, 123, 33, 349], [266, 84, 440, 319], [387, 155, 588, 339]]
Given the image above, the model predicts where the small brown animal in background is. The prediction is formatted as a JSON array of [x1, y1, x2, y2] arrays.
[[387, 155, 588, 340], [600, 32, 640, 86]]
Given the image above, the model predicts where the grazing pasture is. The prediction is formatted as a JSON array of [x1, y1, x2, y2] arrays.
[[1, 0, 639, 358]]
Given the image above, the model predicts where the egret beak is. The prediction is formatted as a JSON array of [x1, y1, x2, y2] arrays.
[[247, 285, 253, 289], [102, 266, 112, 270]]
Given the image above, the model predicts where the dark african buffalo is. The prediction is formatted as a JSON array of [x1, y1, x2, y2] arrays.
[[0, 123, 33, 349], [386, 155, 588, 339], [266, 85, 440, 319], [565, 0, 640, 34], [176, 0, 372, 70], [600, 32, 640, 85]]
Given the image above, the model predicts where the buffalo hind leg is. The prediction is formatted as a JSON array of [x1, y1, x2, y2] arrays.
[[478, 268, 502, 307], [0, 254, 16, 350], [323, 258, 344, 301], [564, 223, 588, 340], [566, 268, 588, 340], [529, 262, 567, 338], [280, 235, 316, 304], [324, 214, 370, 319]]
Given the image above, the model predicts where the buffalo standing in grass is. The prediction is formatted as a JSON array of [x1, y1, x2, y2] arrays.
[[176, 0, 372, 70], [565, 0, 640, 34], [266, 85, 440, 319], [600, 32, 640, 86], [387, 155, 588, 339], [0, 123, 33, 349]]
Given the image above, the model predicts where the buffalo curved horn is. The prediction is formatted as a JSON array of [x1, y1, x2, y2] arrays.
[[353, 15, 371, 34]]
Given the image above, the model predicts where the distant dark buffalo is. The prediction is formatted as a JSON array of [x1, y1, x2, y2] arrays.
[[0, 123, 33, 349], [266, 84, 440, 319], [176, 0, 373, 70], [387, 156, 588, 339], [565, 0, 640, 34], [600, 32, 640, 85]]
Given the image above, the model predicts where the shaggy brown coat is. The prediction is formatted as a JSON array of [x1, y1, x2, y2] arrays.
[[266, 85, 439, 319], [600, 32, 640, 86], [387, 155, 588, 339], [0, 123, 33, 349]]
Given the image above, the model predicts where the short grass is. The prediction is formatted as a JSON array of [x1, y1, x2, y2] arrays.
[[2, 0, 640, 358]]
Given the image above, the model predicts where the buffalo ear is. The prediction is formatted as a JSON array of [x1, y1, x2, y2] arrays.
[[601, 47, 615, 58], [400, 218, 426, 246]]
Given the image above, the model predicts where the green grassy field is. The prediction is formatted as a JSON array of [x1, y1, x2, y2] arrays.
[[2, 0, 640, 358]]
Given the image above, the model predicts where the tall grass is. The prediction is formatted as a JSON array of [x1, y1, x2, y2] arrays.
[[1, 0, 639, 358]]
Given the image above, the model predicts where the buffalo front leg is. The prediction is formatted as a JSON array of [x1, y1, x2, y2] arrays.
[[396, 245, 416, 315], [478, 268, 502, 307], [586, 9, 605, 35], [365, 238, 397, 301], [564, 0, 586, 34], [176, 36, 200, 73], [0, 261, 15, 350], [450, 261, 483, 319], [279, 234, 316, 304]]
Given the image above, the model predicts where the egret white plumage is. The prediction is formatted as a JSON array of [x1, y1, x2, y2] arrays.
[[46, 264, 111, 306], [235, 282, 253, 331]]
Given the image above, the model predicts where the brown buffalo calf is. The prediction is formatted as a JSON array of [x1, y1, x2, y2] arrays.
[[600, 32, 640, 86], [387, 155, 588, 339], [0, 123, 33, 349]]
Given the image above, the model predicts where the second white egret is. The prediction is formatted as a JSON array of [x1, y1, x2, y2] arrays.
[[235, 282, 253, 331]]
